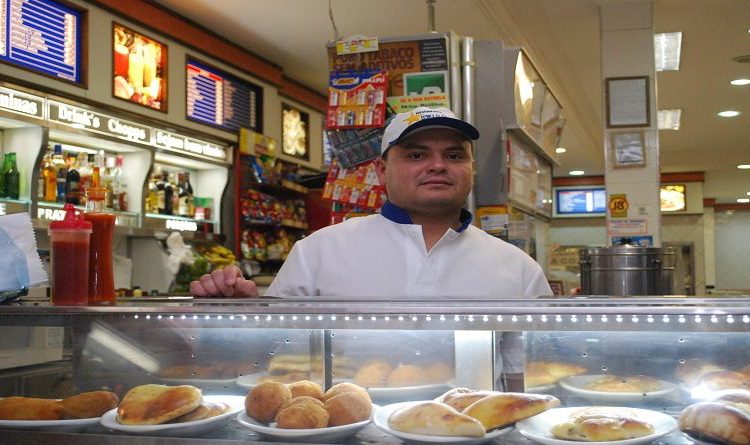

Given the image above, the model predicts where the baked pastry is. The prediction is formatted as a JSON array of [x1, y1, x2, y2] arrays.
[[388, 364, 426, 387], [462, 392, 560, 431], [388, 401, 485, 437], [354, 360, 393, 387], [279, 396, 325, 411], [0, 397, 64, 420], [117, 384, 203, 425], [525, 361, 587, 388], [276, 401, 329, 429], [696, 371, 750, 392], [245, 381, 292, 423], [435, 387, 475, 402], [323, 382, 371, 403], [676, 359, 727, 386], [287, 380, 324, 400], [168, 402, 230, 423], [59, 391, 119, 419], [424, 363, 454, 383], [584, 375, 662, 393], [324, 390, 372, 426], [441, 391, 496, 412], [552, 408, 655, 441], [679, 399, 750, 445]]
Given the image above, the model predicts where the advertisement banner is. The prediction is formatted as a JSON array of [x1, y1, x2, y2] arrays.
[[327, 70, 388, 130], [113, 22, 167, 111]]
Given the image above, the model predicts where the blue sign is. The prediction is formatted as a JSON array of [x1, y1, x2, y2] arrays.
[[1, 0, 83, 83], [186, 58, 262, 133]]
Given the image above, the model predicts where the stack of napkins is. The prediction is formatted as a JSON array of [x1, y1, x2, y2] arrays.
[[0, 212, 47, 292]]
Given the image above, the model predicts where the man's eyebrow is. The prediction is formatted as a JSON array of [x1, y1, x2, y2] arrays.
[[400, 142, 468, 150]]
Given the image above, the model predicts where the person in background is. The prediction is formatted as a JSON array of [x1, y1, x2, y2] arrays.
[[190, 107, 552, 390]]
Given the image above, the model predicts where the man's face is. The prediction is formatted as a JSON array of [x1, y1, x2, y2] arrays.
[[375, 128, 474, 216]]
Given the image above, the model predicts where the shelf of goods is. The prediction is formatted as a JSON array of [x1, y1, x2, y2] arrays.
[[1, 296, 750, 444]]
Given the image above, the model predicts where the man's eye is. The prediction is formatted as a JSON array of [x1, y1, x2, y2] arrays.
[[447, 152, 466, 160], [407, 152, 424, 160]]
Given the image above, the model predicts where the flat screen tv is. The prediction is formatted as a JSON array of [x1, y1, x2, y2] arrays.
[[553, 186, 607, 217]]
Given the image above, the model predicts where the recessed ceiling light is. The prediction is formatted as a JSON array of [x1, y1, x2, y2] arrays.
[[654, 32, 682, 71], [555, 147, 567, 154], [747, 191, 750, 196], [738, 198, 750, 203], [718, 110, 741, 117], [731, 78, 750, 86], [739, 164, 750, 169], [658, 109, 682, 130], [569, 170, 585, 176]]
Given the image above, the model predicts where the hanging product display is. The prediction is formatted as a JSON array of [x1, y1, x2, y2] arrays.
[[326, 69, 388, 130], [322, 159, 386, 211], [325, 128, 382, 169]]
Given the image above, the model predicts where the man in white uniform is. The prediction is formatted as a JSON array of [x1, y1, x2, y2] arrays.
[[191, 107, 551, 299]]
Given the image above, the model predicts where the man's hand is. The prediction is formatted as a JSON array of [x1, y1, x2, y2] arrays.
[[189, 265, 260, 298]]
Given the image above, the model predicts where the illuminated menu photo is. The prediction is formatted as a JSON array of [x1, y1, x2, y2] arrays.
[[0, 0, 85, 84], [112, 22, 167, 111], [282, 103, 309, 161]]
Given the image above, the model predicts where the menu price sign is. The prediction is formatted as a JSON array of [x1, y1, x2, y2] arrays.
[[0, 0, 83, 83], [186, 58, 263, 133], [113, 22, 167, 111]]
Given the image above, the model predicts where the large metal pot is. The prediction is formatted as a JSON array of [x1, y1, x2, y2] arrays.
[[579, 246, 675, 296]]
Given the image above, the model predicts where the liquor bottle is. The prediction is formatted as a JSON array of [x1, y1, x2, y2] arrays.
[[163, 172, 175, 215], [65, 163, 81, 205], [0, 153, 8, 197], [52, 145, 67, 203], [112, 155, 128, 211], [43, 149, 57, 202], [103, 157, 115, 209], [37, 152, 47, 200], [4, 153, 20, 200], [179, 172, 195, 217]]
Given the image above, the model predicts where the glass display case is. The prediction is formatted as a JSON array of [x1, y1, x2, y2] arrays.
[[1, 296, 749, 444]]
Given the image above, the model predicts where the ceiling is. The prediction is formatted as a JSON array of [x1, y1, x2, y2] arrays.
[[156, 0, 750, 204]]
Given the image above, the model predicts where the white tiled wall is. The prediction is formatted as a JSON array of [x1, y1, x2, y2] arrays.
[[714, 211, 750, 291]]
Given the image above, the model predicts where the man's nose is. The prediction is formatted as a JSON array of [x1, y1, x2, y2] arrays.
[[427, 155, 448, 172]]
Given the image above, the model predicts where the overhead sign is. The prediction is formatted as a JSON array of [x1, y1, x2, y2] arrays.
[[48, 100, 151, 145], [154, 129, 228, 162], [0, 86, 44, 119], [1, 0, 83, 83], [336, 35, 379, 55]]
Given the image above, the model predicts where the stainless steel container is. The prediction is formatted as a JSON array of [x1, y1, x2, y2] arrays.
[[580, 246, 675, 296]]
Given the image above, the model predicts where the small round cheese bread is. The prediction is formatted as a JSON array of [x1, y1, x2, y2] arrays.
[[59, 391, 119, 419], [679, 396, 750, 445], [461, 392, 560, 431], [389, 401, 486, 437], [117, 384, 203, 425], [551, 408, 655, 441]]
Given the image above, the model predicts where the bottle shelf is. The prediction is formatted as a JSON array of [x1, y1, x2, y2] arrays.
[[144, 212, 217, 225]]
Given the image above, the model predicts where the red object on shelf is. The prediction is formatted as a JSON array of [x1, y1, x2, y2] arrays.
[[48, 203, 92, 306]]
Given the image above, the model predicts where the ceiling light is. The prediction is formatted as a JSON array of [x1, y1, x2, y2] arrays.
[[569, 170, 585, 176], [739, 164, 750, 169], [717, 110, 741, 117], [555, 147, 567, 154], [654, 32, 682, 71], [658, 109, 682, 130], [738, 198, 750, 203], [731, 78, 750, 86]]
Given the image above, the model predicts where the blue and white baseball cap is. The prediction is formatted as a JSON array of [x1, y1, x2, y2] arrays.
[[380, 107, 480, 155]]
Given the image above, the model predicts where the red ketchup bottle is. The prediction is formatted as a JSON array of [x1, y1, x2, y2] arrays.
[[84, 167, 116, 305], [48, 204, 92, 305]]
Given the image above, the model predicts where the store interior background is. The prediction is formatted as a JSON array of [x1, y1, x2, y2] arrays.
[[152, 0, 750, 295], [1, 0, 747, 295]]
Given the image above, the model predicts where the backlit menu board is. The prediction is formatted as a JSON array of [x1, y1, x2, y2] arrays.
[[0, 0, 83, 83], [186, 58, 262, 133]]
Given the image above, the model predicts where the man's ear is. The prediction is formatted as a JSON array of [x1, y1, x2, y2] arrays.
[[374, 157, 387, 185]]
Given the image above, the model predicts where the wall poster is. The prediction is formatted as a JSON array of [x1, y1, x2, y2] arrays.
[[113, 22, 167, 111]]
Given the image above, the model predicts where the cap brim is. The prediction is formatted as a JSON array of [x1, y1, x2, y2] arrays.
[[393, 117, 480, 145]]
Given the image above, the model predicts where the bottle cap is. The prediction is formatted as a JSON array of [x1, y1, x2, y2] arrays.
[[49, 203, 92, 231]]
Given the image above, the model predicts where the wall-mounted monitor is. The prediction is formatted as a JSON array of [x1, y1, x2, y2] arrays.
[[553, 186, 607, 218], [0, 0, 85, 84], [661, 184, 686, 212]]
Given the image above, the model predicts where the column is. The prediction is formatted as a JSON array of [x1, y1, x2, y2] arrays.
[[600, 1, 661, 247]]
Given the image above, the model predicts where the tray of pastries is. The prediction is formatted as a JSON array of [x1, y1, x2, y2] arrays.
[[236, 380, 375, 443], [516, 406, 677, 445], [0, 391, 118, 432], [559, 374, 678, 402]]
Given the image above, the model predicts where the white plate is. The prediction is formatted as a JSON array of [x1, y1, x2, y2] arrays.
[[160, 376, 239, 389], [559, 375, 678, 402], [236, 405, 376, 443], [367, 382, 454, 403], [0, 416, 101, 433], [516, 406, 678, 445], [100, 395, 244, 437], [235, 372, 267, 389], [526, 384, 558, 394], [373, 401, 513, 445]]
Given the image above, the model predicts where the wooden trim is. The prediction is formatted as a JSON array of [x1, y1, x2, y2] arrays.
[[703, 198, 716, 207], [552, 176, 605, 186], [661, 171, 704, 182], [715, 203, 750, 212], [280, 76, 328, 113]]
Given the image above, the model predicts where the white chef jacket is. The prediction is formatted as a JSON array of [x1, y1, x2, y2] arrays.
[[266, 202, 552, 298]]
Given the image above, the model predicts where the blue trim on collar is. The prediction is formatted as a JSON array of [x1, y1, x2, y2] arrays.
[[380, 201, 474, 233]]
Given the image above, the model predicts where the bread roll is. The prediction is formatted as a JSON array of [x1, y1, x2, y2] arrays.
[[287, 380, 324, 400], [0, 397, 63, 420], [676, 359, 726, 386], [276, 402, 329, 429], [245, 381, 292, 423], [117, 384, 203, 425], [424, 363, 454, 383], [354, 361, 393, 387], [462, 392, 560, 431], [679, 401, 750, 445], [525, 361, 587, 387], [552, 408, 655, 441], [388, 364, 426, 387], [388, 401, 485, 437], [279, 396, 324, 412], [323, 382, 371, 403], [435, 387, 475, 402], [324, 391, 372, 426], [441, 391, 496, 412], [60, 391, 119, 419], [696, 371, 750, 392]]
